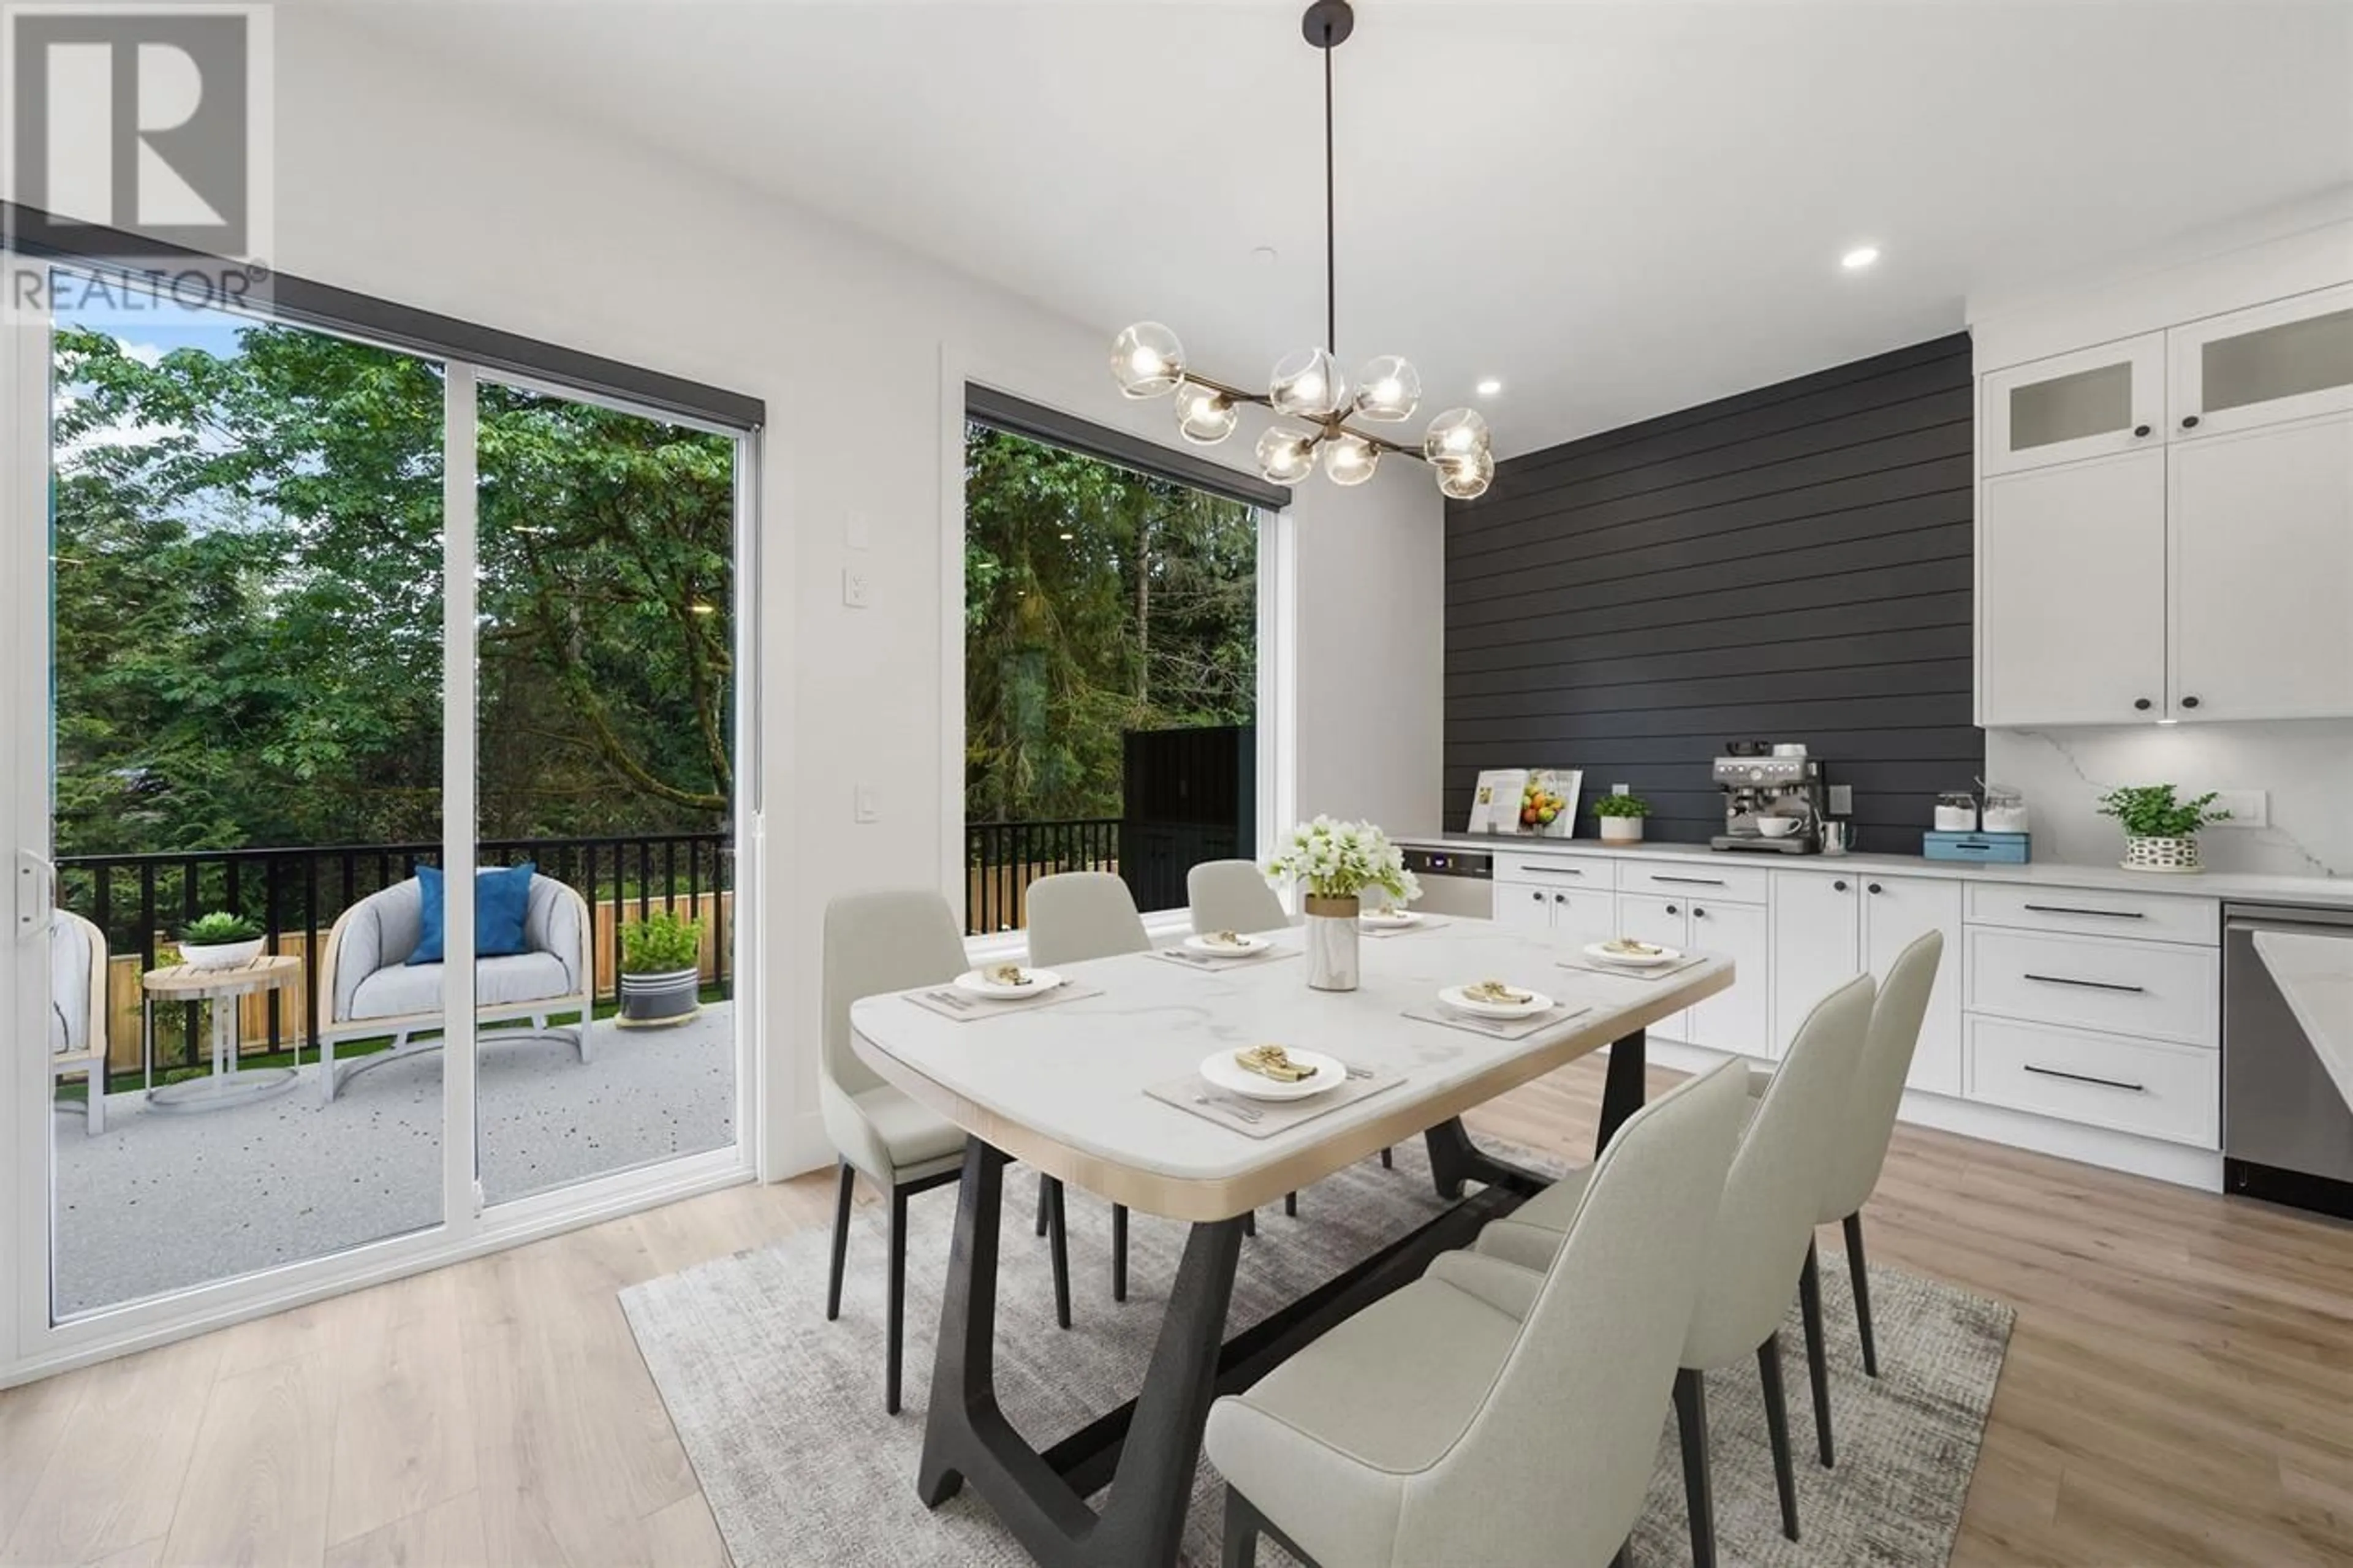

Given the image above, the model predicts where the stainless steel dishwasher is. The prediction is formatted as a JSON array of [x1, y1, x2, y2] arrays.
[[1401, 846, 1494, 918], [2224, 902, 2353, 1220]]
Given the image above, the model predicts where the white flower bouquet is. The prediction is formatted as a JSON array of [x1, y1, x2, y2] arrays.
[[1264, 817, 1420, 906]]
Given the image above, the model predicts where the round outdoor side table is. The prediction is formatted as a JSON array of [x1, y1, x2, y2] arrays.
[[141, 955, 304, 1113]]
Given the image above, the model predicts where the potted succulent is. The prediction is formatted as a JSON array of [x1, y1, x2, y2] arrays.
[[2098, 785, 2230, 874], [1594, 793, 1654, 845], [1264, 817, 1419, 992], [178, 911, 264, 969], [619, 910, 704, 1025]]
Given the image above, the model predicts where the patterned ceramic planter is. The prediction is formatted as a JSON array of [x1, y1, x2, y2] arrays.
[[1303, 895, 1362, 991], [2122, 835, 2203, 874], [620, 966, 701, 1025]]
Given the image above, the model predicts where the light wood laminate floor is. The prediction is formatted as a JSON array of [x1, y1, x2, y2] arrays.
[[4, 1056, 2349, 1567]]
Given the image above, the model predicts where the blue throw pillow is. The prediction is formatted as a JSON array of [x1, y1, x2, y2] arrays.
[[407, 862, 537, 965]]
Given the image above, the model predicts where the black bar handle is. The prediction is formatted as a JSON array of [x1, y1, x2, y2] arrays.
[[2024, 972, 2146, 994], [1514, 865, 1585, 876], [2021, 903, 2145, 920], [2023, 1063, 2145, 1094], [1652, 875, 1727, 887]]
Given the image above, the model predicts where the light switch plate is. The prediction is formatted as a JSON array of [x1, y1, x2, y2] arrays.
[[845, 512, 870, 551], [854, 784, 880, 824], [842, 567, 870, 608], [2207, 789, 2267, 828]]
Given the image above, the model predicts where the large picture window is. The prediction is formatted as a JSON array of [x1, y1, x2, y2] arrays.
[[963, 418, 1267, 932]]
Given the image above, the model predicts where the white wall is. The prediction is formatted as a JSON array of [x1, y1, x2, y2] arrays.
[[1986, 723, 2353, 878], [260, 9, 1441, 1178]]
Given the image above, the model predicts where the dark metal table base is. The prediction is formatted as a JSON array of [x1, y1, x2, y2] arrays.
[[915, 1027, 1650, 1567]]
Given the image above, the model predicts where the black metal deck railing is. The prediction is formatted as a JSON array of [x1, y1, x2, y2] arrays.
[[963, 817, 1241, 935]]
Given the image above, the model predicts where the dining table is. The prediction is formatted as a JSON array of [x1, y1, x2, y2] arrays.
[[850, 917, 1732, 1568]]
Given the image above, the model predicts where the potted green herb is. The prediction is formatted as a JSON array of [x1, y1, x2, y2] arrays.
[[619, 910, 704, 1025], [179, 911, 264, 969], [1594, 793, 1654, 845], [2097, 785, 2230, 874]]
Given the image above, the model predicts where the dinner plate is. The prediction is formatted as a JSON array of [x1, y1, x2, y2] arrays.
[[952, 966, 1067, 1000], [1358, 908, 1424, 928], [1437, 983, 1553, 1020], [1183, 931, 1276, 957], [1582, 940, 1681, 969], [1200, 1047, 1346, 1102]]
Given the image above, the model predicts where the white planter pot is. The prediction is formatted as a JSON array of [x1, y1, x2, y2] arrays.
[[1303, 896, 1361, 992], [620, 966, 702, 1024], [2121, 835, 2203, 874], [180, 937, 263, 971], [1599, 817, 1644, 844]]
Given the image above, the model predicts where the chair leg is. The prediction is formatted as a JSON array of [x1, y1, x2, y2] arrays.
[[886, 1183, 910, 1415], [1045, 1178, 1072, 1330], [1379, 1145, 1393, 1169], [825, 1162, 855, 1322], [1283, 1191, 1298, 1218], [1242, 1208, 1256, 1238], [1608, 1547, 1631, 1568], [1800, 1239, 1836, 1468], [1035, 1174, 1050, 1238], [1844, 1211, 1879, 1378], [1222, 1487, 1260, 1568], [1757, 1333, 1800, 1542], [1672, 1368, 1716, 1568], [1112, 1203, 1129, 1303]]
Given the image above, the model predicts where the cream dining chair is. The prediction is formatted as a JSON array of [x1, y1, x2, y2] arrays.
[[821, 890, 1072, 1415], [1475, 972, 1876, 1566], [1206, 1058, 1751, 1568]]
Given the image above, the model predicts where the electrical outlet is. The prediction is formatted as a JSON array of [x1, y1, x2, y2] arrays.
[[842, 567, 871, 608], [1828, 784, 1854, 816], [854, 784, 880, 824], [1612, 782, 1631, 796], [2207, 789, 2267, 828]]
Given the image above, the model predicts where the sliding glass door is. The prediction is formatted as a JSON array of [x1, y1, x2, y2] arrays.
[[6, 261, 754, 1360]]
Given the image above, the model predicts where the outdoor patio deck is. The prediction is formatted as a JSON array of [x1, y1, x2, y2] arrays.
[[50, 1005, 737, 1318]]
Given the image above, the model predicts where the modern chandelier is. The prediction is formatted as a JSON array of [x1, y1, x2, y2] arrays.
[[1108, 0, 1494, 501]]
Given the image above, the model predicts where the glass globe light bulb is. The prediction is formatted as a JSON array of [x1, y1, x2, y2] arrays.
[[1110, 322, 1186, 398], [1422, 407, 1492, 463], [1256, 426, 1319, 484], [1270, 346, 1347, 419], [1434, 448, 1496, 501], [1352, 355, 1422, 422], [1176, 384, 1239, 445], [1323, 432, 1379, 487]]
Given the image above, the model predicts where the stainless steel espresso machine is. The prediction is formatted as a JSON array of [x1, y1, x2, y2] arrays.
[[1711, 741, 1829, 854]]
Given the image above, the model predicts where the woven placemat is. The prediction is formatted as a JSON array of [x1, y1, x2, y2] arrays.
[[902, 982, 1106, 1023], [1144, 1067, 1401, 1139]]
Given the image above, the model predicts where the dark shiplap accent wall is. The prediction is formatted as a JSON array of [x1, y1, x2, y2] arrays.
[[1442, 333, 1982, 854]]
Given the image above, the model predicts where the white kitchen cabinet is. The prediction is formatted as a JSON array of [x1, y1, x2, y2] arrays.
[[1685, 898, 1770, 1057], [1863, 874, 1963, 1096], [1492, 881, 1557, 934], [2168, 410, 2353, 722], [1770, 870, 1863, 1061], [1978, 448, 2169, 725], [1616, 893, 1691, 1042], [2168, 284, 2353, 439], [1492, 880, 1615, 941], [1982, 334, 2166, 474]]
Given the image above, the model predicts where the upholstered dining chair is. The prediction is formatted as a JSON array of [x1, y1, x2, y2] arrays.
[[1786, 928, 1944, 1469], [1476, 973, 1876, 1566], [821, 890, 1072, 1415], [1186, 859, 1287, 936], [1207, 1058, 1751, 1568]]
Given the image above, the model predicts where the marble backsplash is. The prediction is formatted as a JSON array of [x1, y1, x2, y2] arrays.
[[1984, 722, 2353, 879]]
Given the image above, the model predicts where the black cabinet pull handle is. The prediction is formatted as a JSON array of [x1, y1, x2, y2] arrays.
[[2025, 972, 2147, 994], [1867, 882, 1884, 894], [2022, 903, 2143, 920], [2181, 695, 2200, 709], [1530, 891, 1544, 902], [1653, 875, 1727, 887], [2134, 697, 2152, 711], [1553, 893, 1569, 904], [1517, 865, 1584, 876], [1665, 904, 1680, 916], [1694, 906, 1707, 919], [2023, 1063, 2145, 1094], [2181, 415, 2200, 429], [2132, 423, 2151, 437], [1832, 880, 1849, 893]]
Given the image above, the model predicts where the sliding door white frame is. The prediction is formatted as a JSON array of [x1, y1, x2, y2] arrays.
[[0, 272, 759, 1387]]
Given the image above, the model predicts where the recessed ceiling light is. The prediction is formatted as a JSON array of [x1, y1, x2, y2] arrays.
[[1841, 245, 1881, 271], [1476, 378, 1502, 396]]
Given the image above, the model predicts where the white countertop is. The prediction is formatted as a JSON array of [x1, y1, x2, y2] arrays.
[[1395, 832, 2353, 909], [849, 922, 1727, 1215]]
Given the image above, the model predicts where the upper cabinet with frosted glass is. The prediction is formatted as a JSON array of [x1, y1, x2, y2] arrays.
[[1972, 221, 2353, 728]]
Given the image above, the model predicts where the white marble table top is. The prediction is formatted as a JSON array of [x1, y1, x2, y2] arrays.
[[851, 922, 1730, 1220]]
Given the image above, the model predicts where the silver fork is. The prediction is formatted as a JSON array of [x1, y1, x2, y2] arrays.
[[1194, 1094, 1264, 1124]]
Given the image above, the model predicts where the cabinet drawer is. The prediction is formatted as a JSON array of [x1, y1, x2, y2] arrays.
[[1616, 860, 1771, 904], [1966, 1017, 2219, 1148], [1964, 928, 2217, 1046], [1965, 883, 2218, 946], [1495, 854, 1613, 887]]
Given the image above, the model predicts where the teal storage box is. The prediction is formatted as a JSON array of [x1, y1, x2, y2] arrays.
[[1923, 830, 2030, 863]]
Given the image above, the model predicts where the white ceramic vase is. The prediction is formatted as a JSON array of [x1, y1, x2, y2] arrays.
[[1303, 895, 1362, 991], [1599, 817, 1643, 844]]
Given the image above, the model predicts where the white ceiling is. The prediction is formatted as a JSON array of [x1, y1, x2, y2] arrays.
[[344, 1, 2353, 456]]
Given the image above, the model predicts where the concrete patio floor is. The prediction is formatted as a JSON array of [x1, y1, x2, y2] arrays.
[[50, 1004, 737, 1317]]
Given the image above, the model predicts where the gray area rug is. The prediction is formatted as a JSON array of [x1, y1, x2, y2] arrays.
[[53, 1007, 735, 1314], [623, 1139, 2012, 1567]]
